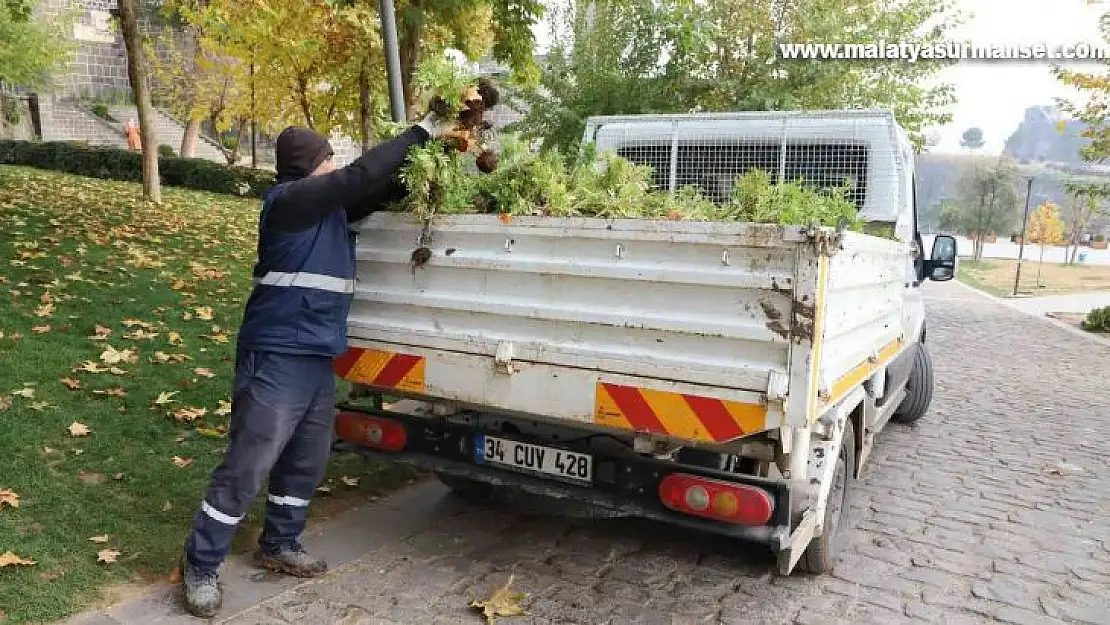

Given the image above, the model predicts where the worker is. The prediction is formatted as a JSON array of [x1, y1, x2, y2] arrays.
[[180, 113, 454, 618]]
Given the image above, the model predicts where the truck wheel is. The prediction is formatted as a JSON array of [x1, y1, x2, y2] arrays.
[[892, 343, 934, 424], [435, 472, 495, 501], [799, 419, 854, 575]]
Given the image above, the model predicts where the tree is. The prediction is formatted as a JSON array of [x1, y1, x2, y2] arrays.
[[0, 0, 70, 88], [1055, 8, 1110, 163], [1026, 201, 1064, 286], [960, 127, 985, 152], [518, 0, 961, 154], [957, 158, 1020, 260], [937, 200, 962, 233], [119, 0, 161, 203], [1061, 181, 1110, 264]]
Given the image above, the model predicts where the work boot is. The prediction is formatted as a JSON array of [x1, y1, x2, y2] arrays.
[[253, 543, 328, 578], [181, 555, 222, 618]]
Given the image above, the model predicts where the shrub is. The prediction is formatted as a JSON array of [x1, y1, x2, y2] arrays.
[[90, 103, 111, 121], [0, 140, 273, 198], [1096, 234, 1106, 243], [158, 144, 176, 158], [1082, 306, 1110, 333]]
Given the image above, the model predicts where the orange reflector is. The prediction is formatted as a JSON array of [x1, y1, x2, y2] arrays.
[[335, 412, 407, 452], [658, 473, 774, 526]]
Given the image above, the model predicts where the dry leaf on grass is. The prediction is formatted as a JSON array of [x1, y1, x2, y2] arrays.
[[173, 407, 206, 422], [68, 422, 91, 437], [196, 426, 227, 438], [202, 333, 229, 344], [153, 391, 178, 405], [31, 325, 50, 334], [29, 401, 54, 411], [100, 345, 137, 365], [88, 535, 110, 543], [123, 329, 158, 341], [0, 396, 11, 411], [97, 549, 120, 564], [193, 368, 216, 378], [11, 387, 35, 398], [151, 351, 189, 364], [60, 377, 82, 390], [122, 319, 154, 329], [171, 456, 193, 468], [34, 303, 54, 317], [76, 361, 109, 373], [89, 324, 112, 340], [0, 552, 35, 567], [167, 332, 182, 345], [92, 388, 126, 398], [78, 471, 105, 485], [340, 476, 360, 487], [469, 574, 527, 624], [0, 489, 19, 510], [195, 306, 214, 321], [214, 399, 232, 416]]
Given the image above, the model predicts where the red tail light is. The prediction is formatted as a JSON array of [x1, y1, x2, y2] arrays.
[[335, 412, 407, 452], [658, 473, 774, 525]]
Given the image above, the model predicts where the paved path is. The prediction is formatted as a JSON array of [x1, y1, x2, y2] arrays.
[[1005, 290, 1110, 316], [73, 280, 1110, 625]]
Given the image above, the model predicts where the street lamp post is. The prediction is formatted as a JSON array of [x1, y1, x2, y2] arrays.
[[379, 0, 407, 123], [1012, 176, 1035, 297]]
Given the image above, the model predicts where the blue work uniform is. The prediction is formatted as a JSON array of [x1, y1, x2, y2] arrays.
[[183, 126, 428, 573]]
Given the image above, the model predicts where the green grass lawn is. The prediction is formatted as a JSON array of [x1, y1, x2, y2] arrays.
[[0, 166, 414, 624]]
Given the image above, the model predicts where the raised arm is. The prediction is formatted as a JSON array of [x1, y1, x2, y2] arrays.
[[266, 126, 429, 232]]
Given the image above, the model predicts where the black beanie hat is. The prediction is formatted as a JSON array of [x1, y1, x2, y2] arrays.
[[275, 127, 334, 180]]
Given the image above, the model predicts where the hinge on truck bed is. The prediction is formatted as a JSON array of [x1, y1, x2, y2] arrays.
[[494, 341, 516, 375], [766, 371, 790, 402], [802, 225, 845, 257]]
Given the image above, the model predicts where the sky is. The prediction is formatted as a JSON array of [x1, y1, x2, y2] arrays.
[[928, 0, 1106, 154], [527, 0, 1107, 156]]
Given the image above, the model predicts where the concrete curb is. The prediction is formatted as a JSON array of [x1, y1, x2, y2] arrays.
[[62, 481, 457, 625], [950, 279, 1110, 349]]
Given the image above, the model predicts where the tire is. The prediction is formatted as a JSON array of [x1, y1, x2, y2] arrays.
[[435, 472, 495, 501], [799, 419, 854, 575], [892, 342, 934, 424]]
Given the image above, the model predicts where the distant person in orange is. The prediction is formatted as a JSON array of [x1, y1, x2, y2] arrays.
[[125, 118, 141, 151]]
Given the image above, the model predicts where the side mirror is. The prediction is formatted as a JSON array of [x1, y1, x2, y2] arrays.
[[927, 235, 957, 282]]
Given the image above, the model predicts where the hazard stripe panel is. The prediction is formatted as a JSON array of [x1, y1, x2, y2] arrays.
[[594, 383, 766, 443], [334, 347, 425, 393]]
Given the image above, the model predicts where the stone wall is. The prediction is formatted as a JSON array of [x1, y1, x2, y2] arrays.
[[39, 0, 133, 99]]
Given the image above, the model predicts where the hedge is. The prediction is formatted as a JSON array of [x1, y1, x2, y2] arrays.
[[0, 140, 274, 198]]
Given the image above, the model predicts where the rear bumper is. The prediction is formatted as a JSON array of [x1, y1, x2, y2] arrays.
[[333, 404, 793, 550]]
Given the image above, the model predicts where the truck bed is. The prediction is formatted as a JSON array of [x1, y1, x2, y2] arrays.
[[337, 213, 907, 445]]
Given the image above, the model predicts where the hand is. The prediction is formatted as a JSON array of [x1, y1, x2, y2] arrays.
[[417, 113, 456, 139]]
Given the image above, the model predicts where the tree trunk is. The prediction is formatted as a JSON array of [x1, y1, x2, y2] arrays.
[[1037, 243, 1045, 287], [359, 65, 374, 152], [180, 119, 200, 158], [399, 14, 422, 119], [119, 0, 160, 203]]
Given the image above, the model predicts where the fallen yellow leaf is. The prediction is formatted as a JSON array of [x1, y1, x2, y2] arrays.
[[171, 456, 193, 468], [92, 388, 126, 398], [107, 367, 128, 376], [0, 489, 19, 510], [154, 391, 178, 405], [89, 324, 112, 340], [31, 325, 51, 334], [195, 306, 214, 321], [470, 574, 527, 624], [167, 332, 182, 345], [99, 345, 137, 365], [340, 476, 360, 487], [11, 387, 35, 398], [77, 361, 109, 373], [173, 407, 206, 422], [68, 422, 91, 437], [182, 311, 193, 321], [196, 426, 227, 438], [0, 551, 36, 567], [193, 368, 216, 378], [0, 396, 11, 411], [121, 318, 154, 328], [88, 535, 109, 543], [34, 303, 54, 317], [214, 399, 232, 416], [202, 333, 230, 344], [60, 377, 82, 390], [97, 549, 120, 564], [123, 329, 158, 341], [29, 401, 54, 411]]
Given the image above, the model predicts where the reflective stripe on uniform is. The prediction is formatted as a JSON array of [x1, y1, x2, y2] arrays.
[[268, 494, 311, 507], [254, 271, 355, 294], [202, 500, 244, 525]]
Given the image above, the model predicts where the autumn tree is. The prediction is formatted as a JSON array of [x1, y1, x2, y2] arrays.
[[1026, 201, 1064, 286], [960, 127, 985, 152], [1061, 181, 1110, 264], [519, 0, 961, 154], [0, 0, 71, 88], [119, 0, 161, 202], [957, 158, 1021, 261]]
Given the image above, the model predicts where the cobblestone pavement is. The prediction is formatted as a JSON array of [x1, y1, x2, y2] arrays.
[[222, 281, 1110, 625]]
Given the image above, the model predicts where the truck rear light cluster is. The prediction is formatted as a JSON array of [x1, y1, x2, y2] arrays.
[[335, 412, 407, 452], [658, 473, 774, 525]]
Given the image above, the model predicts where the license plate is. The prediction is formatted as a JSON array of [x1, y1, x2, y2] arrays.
[[474, 435, 592, 484]]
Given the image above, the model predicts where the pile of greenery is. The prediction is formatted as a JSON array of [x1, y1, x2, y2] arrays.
[[1082, 306, 1110, 333], [394, 134, 863, 229]]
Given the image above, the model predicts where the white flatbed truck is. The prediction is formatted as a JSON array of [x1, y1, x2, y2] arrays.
[[331, 110, 958, 574]]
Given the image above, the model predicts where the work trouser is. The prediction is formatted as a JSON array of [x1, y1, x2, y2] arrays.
[[184, 349, 336, 573]]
